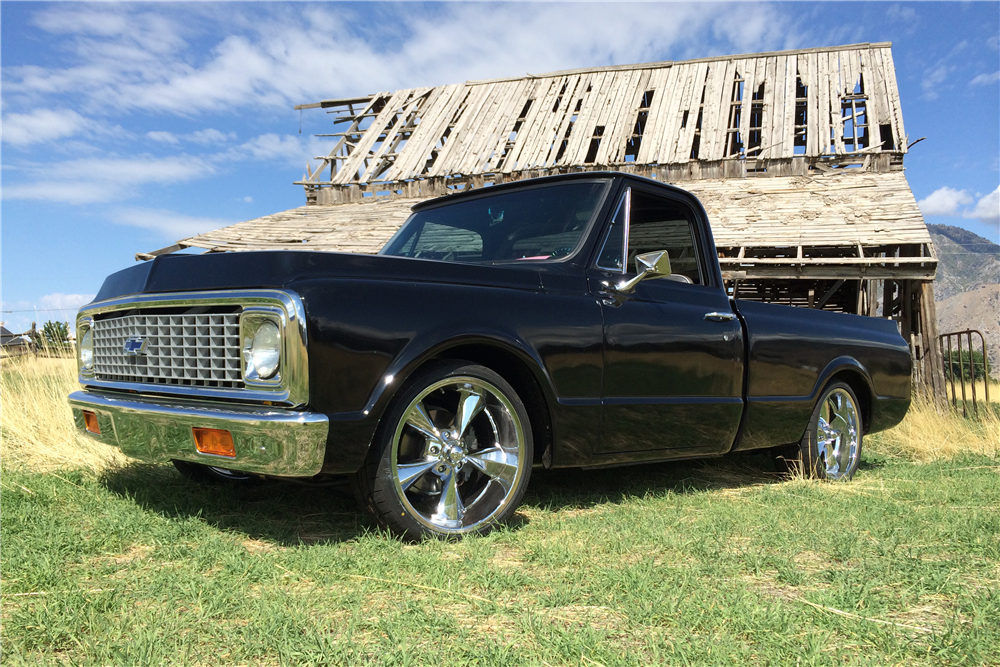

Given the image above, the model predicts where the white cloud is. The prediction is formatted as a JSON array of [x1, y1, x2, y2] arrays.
[[188, 128, 234, 144], [109, 207, 235, 239], [970, 71, 1000, 87], [921, 65, 951, 100], [918, 187, 973, 217], [4, 4, 800, 115], [964, 186, 1000, 225], [147, 130, 179, 144], [3, 108, 96, 146], [39, 293, 96, 311], [4, 155, 215, 203]]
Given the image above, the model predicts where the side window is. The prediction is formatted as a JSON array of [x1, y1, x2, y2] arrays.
[[597, 189, 630, 272], [410, 222, 483, 261], [627, 191, 703, 285]]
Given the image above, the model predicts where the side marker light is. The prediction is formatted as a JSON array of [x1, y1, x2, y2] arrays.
[[193, 427, 236, 458], [83, 411, 101, 434]]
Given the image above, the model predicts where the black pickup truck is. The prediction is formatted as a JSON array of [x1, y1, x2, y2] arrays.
[[70, 173, 911, 539]]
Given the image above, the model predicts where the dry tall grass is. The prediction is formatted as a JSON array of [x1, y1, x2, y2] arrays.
[[866, 390, 999, 461], [1, 357, 996, 474], [0, 355, 129, 472]]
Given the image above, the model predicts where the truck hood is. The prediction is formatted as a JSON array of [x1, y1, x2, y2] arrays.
[[93, 250, 546, 303]]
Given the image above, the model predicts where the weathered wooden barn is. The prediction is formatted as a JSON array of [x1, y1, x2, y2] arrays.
[[140, 42, 944, 398]]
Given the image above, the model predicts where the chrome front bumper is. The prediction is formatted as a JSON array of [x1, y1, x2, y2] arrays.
[[69, 390, 329, 476]]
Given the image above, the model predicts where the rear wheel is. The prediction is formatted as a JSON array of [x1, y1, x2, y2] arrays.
[[353, 361, 532, 540], [801, 382, 863, 480]]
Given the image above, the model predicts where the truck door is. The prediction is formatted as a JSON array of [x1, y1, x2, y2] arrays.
[[588, 185, 744, 455]]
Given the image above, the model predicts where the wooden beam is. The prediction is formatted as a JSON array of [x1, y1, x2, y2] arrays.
[[295, 95, 376, 111]]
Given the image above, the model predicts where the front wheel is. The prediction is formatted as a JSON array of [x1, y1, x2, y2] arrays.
[[800, 381, 863, 480], [353, 361, 533, 540], [172, 459, 260, 485]]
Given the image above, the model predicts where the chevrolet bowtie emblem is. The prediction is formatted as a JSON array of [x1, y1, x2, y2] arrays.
[[123, 336, 149, 357]]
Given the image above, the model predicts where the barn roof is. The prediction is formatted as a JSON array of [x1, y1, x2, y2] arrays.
[[294, 41, 907, 204]]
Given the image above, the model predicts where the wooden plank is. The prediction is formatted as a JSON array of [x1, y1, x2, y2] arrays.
[[760, 56, 778, 159], [359, 88, 432, 182], [527, 75, 581, 168], [702, 59, 727, 160], [881, 47, 907, 150], [738, 57, 758, 158], [521, 75, 569, 169], [392, 83, 466, 178], [650, 64, 685, 163], [561, 71, 606, 165], [428, 82, 494, 176], [574, 70, 619, 166], [597, 68, 644, 164], [860, 49, 881, 148], [502, 76, 559, 172], [332, 89, 414, 184], [828, 52, 846, 155], [584, 71, 623, 165], [476, 77, 534, 173], [662, 62, 699, 163], [454, 80, 510, 175], [635, 65, 673, 163], [606, 68, 650, 164], [446, 81, 509, 174], [545, 74, 589, 167]]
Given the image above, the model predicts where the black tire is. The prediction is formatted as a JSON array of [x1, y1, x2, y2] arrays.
[[798, 381, 863, 480], [352, 361, 533, 540], [171, 459, 261, 485]]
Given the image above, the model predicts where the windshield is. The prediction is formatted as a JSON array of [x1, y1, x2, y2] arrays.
[[380, 181, 609, 263]]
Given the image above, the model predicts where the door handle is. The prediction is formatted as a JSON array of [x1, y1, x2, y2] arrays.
[[704, 312, 735, 322]]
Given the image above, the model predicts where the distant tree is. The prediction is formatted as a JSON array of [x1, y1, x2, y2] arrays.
[[41, 320, 71, 352], [943, 348, 990, 382]]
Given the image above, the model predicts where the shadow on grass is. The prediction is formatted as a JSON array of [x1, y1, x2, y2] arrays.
[[525, 451, 785, 511], [99, 451, 787, 545], [100, 463, 366, 546]]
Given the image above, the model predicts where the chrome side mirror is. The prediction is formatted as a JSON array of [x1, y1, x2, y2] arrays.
[[616, 250, 672, 294]]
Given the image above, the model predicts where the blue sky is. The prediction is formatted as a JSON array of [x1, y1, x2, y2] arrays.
[[2, 1, 998, 333]]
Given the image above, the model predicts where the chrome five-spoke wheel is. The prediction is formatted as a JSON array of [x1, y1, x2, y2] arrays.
[[801, 381, 863, 480], [354, 362, 532, 540]]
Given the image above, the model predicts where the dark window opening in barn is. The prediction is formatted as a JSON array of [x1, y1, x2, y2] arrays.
[[747, 82, 765, 155], [575, 99, 583, 112], [794, 76, 808, 155], [726, 72, 745, 157], [879, 124, 895, 151], [494, 100, 534, 171], [690, 109, 703, 159], [842, 78, 868, 152], [624, 90, 655, 162], [555, 108, 580, 164], [553, 81, 568, 113], [681, 110, 689, 129], [585, 126, 605, 164]]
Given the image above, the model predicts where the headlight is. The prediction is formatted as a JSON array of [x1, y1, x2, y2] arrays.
[[79, 328, 94, 370], [250, 321, 281, 379]]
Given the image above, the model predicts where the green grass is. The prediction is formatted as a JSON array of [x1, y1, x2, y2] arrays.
[[3, 452, 999, 666]]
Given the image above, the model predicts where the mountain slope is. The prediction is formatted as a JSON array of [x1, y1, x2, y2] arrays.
[[928, 224, 1000, 300]]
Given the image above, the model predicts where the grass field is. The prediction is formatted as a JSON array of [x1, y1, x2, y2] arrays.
[[2, 357, 999, 666]]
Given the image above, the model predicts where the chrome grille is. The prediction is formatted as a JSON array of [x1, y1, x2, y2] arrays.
[[93, 312, 243, 388]]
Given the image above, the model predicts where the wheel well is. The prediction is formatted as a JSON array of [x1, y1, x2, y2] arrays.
[[428, 344, 553, 466], [830, 370, 873, 433]]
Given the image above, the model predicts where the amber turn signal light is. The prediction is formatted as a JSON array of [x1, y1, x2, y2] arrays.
[[193, 427, 236, 458], [83, 411, 101, 435]]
